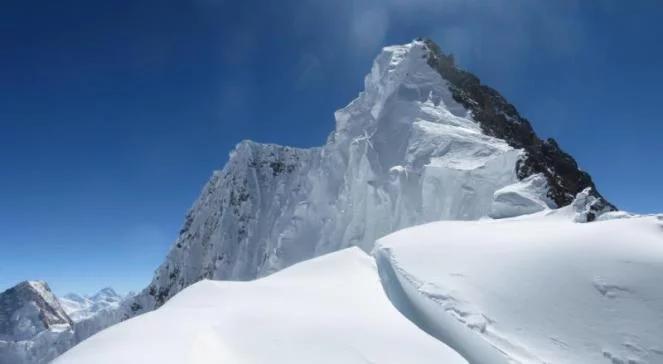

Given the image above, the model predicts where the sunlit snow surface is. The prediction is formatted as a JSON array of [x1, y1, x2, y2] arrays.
[[376, 211, 663, 364], [54, 248, 467, 364]]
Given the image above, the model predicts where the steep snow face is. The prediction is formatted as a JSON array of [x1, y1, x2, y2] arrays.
[[0, 281, 75, 364], [375, 211, 663, 364], [54, 248, 468, 364], [136, 40, 528, 310]]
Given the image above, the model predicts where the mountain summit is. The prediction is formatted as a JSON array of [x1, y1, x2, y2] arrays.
[[131, 39, 613, 312]]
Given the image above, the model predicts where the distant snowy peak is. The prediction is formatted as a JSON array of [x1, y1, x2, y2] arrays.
[[89, 287, 119, 302], [0, 281, 76, 364], [58, 287, 125, 323], [0, 281, 72, 341]]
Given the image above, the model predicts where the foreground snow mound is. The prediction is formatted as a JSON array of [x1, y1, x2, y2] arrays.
[[54, 248, 467, 364], [375, 214, 663, 364]]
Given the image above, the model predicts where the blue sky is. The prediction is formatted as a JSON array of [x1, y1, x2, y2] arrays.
[[1, 0, 661, 295]]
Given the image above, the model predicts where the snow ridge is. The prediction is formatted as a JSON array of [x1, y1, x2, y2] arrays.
[[374, 212, 663, 364]]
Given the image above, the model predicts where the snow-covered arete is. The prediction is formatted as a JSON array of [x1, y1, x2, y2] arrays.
[[54, 248, 468, 364]]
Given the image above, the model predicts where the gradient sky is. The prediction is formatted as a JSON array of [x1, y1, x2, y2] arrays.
[[1, 0, 662, 295]]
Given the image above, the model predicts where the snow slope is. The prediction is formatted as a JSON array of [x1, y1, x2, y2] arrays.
[[54, 248, 467, 364], [375, 208, 663, 364]]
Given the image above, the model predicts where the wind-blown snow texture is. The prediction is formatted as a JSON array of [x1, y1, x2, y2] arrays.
[[375, 204, 663, 364], [54, 248, 468, 364], [132, 39, 611, 314]]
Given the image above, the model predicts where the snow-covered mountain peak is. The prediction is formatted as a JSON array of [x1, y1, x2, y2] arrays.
[[58, 287, 125, 323], [129, 38, 617, 314], [88, 287, 120, 303], [334, 39, 472, 148], [0, 281, 76, 363], [0, 281, 72, 342]]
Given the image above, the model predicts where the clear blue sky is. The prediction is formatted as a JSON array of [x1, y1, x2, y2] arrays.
[[1, 0, 661, 295]]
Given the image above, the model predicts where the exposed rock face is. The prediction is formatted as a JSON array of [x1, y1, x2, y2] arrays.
[[422, 39, 615, 220], [0, 281, 75, 364]]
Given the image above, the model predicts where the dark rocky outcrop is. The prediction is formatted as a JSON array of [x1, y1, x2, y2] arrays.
[[422, 38, 615, 219]]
